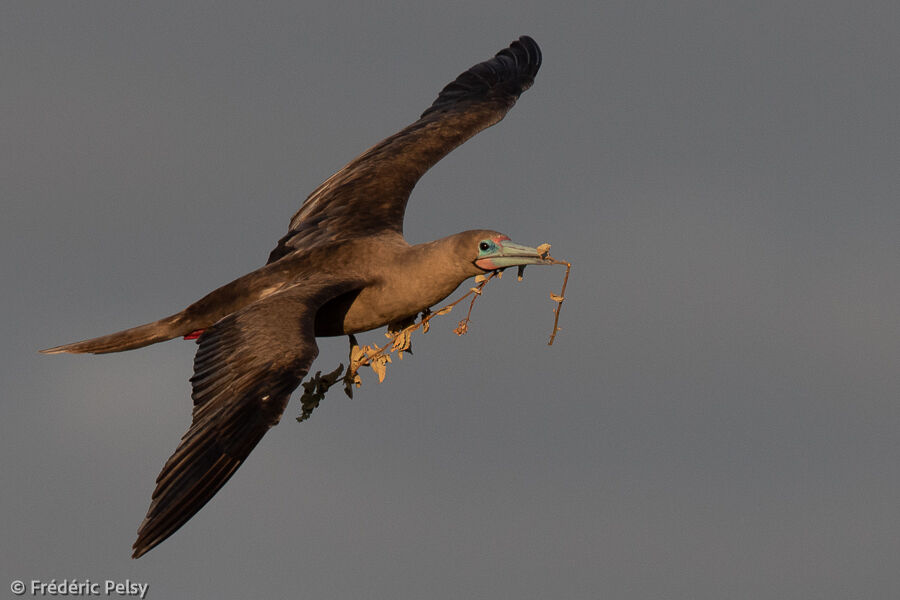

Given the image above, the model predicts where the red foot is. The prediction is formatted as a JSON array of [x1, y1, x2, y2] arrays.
[[183, 329, 205, 340]]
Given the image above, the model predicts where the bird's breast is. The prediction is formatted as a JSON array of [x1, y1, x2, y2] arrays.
[[314, 274, 463, 337]]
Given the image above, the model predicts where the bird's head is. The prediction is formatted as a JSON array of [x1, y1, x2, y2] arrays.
[[453, 229, 552, 274]]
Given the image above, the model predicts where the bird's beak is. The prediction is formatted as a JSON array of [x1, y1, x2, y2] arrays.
[[475, 240, 553, 270]]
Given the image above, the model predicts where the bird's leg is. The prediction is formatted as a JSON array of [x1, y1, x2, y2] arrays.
[[343, 334, 363, 398]]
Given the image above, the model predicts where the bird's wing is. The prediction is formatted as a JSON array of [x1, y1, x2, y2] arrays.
[[132, 279, 358, 558], [266, 35, 541, 263]]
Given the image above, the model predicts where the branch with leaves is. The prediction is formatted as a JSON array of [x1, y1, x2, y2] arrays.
[[297, 245, 571, 422]]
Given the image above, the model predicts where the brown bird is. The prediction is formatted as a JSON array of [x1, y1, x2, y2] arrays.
[[41, 36, 547, 558]]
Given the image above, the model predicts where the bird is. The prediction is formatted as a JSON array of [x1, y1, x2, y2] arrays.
[[41, 35, 546, 558]]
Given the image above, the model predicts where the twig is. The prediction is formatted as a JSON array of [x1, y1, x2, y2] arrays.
[[297, 253, 572, 422], [546, 257, 571, 346], [343, 270, 500, 391], [453, 271, 494, 335]]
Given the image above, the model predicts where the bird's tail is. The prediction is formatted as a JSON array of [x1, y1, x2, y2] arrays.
[[40, 314, 186, 355]]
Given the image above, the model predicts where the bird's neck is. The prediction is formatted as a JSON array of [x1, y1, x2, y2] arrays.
[[334, 235, 478, 334], [389, 236, 478, 308]]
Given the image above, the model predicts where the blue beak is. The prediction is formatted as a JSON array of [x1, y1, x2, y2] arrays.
[[474, 240, 552, 271]]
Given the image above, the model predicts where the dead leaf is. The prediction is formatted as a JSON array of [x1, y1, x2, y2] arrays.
[[454, 320, 469, 336], [297, 364, 345, 422], [370, 353, 391, 383]]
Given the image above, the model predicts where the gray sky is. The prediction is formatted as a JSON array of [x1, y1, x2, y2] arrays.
[[3, 1, 899, 598]]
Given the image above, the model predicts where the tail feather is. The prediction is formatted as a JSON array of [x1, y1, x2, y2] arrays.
[[40, 315, 184, 355]]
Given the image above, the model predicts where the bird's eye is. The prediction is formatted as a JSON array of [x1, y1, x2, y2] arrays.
[[479, 241, 491, 252]]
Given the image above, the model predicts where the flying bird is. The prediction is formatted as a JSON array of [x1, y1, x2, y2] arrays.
[[42, 35, 547, 558]]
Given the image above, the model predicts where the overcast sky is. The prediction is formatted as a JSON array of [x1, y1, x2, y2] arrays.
[[3, 2, 899, 599]]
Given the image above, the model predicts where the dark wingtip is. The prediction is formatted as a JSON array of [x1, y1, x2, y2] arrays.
[[132, 531, 157, 559], [421, 35, 542, 118]]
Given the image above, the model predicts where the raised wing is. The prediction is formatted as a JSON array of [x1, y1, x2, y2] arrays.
[[131, 280, 357, 558], [267, 35, 541, 263]]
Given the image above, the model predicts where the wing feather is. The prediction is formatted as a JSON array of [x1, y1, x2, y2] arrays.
[[267, 36, 541, 263], [131, 281, 356, 558]]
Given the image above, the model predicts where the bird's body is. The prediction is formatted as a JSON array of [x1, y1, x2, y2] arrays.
[[41, 36, 547, 558]]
